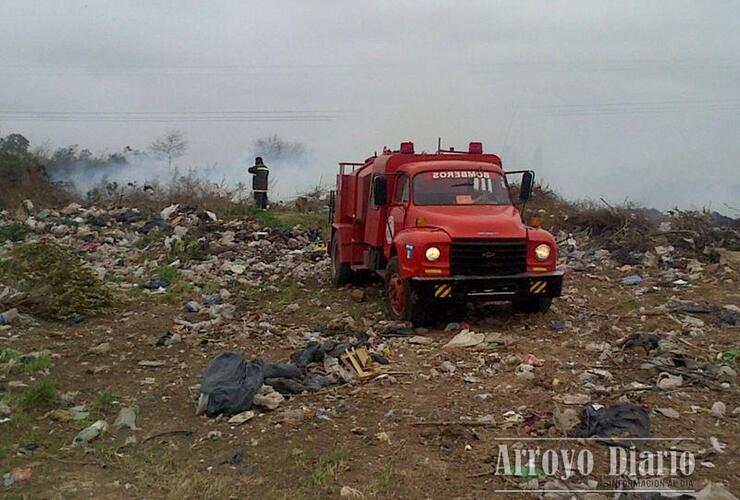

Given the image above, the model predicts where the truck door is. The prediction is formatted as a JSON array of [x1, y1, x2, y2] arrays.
[[385, 174, 410, 256]]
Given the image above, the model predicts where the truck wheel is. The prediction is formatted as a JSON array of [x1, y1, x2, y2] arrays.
[[385, 257, 429, 325], [513, 297, 552, 314], [330, 233, 353, 286]]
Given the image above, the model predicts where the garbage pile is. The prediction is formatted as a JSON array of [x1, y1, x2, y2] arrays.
[[0, 201, 328, 324], [196, 335, 386, 419], [556, 207, 740, 269]]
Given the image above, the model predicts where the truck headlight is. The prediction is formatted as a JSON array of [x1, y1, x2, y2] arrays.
[[534, 244, 551, 261], [425, 246, 441, 261]]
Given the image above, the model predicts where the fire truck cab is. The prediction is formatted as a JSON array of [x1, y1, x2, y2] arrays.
[[329, 141, 563, 325]]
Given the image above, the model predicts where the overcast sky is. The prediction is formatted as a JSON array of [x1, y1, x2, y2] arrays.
[[1, 0, 738, 210]]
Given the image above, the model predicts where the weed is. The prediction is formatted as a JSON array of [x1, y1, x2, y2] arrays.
[[0, 241, 115, 320], [23, 352, 51, 373], [77, 417, 93, 430], [153, 265, 181, 284], [0, 407, 34, 456], [150, 265, 193, 303], [290, 448, 310, 467], [303, 448, 349, 488], [93, 388, 115, 414], [0, 347, 22, 363], [200, 279, 221, 295], [0, 222, 30, 243], [19, 380, 59, 410], [167, 235, 209, 264], [93, 448, 258, 499], [376, 463, 395, 494], [156, 290, 181, 305]]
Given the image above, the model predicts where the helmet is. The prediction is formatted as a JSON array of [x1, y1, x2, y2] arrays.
[[255, 157, 264, 165]]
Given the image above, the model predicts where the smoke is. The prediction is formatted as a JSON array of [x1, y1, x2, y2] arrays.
[[46, 135, 327, 201], [48, 155, 170, 194]]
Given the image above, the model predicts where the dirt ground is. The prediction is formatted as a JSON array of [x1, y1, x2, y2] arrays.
[[1, 227, 739, 498]]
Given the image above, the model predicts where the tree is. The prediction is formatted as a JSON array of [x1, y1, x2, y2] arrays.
[[252, 134, 305, 163], [0, 133, 31, 157], [150, 130, 187, 169]]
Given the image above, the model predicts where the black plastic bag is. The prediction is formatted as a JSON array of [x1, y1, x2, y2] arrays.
[[264, 362, 304, 380], [265, 377, 307, 394], [201, 353, 264, 417], [571, 404, 650, 439], [290, 341, 324, 367]]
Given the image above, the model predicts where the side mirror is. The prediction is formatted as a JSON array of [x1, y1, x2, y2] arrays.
[[519, 171, 535, 202], [373, 176, 387, 206]]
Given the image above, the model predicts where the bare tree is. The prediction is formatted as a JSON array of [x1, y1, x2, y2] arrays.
[[252, 134, 305, 163], [150, 130, 187, 169]]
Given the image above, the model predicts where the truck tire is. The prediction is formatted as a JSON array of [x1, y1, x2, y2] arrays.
[[330, 233, 353, 286], [384, 257, 429, 326], [513, 297, 552, 314]]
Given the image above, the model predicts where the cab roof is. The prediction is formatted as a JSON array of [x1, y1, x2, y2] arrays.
[[358, 152, 503, 177]]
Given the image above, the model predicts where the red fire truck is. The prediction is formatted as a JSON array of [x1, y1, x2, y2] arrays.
[[329, 141, 563, 324]]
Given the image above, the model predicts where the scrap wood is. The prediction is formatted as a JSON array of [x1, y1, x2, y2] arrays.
[[340, 347, 379, 379], [674, 336, 702, 351]]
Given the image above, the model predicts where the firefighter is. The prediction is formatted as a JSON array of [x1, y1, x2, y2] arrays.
[[248, 157, 269, 209]]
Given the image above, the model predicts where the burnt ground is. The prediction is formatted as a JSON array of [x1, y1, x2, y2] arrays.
[[1, 212, 739, 499]]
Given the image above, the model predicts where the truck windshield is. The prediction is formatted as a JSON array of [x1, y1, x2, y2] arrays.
[[413, 171, 511, 206]]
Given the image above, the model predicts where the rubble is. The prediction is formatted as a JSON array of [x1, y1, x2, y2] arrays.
[[0, 197, 737, 496]]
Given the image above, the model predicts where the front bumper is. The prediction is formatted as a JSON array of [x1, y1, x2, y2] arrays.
[[410, 271, 564, 303]]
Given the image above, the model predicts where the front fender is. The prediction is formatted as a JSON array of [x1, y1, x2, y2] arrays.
[[393, 227, 451, 279], [526, 227, 558, 272]]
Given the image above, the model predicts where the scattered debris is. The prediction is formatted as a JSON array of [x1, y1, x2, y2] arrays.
[[227, 411, 255, 425], [657, 372, 684, 390], [443, 330, 485, 349], [655, 407, 680, 419], [113, 406, 140, 430], [621, 274, 643, 286], [710, 401, 727, 418], [73, 420, 108, 446]]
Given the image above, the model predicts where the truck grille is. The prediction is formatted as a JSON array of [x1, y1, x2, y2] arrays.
[[450, 239, 527, 276]]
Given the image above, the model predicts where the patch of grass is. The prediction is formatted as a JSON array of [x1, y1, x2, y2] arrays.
[[156, 290, 182, 305], [23, 352, 51, 373], [18, 380, 59, 410], [0, 241, 115, 320], [375, 463, 395, 494], [303, 448, 350, 488], [77, 417, 93, 430], [167, 235, 209, 264], [0, 406, 34, 456], [92, 388, 115, 414], [94, 448, 258, 499], [200, 280, 221, 295], [0, 222, 30, 243], [264, 282, 303, 312], [290, 448, 310, 467], [153, 264, 182, 283], [149, 265, 193, 303], [0, 347, 22, 363]]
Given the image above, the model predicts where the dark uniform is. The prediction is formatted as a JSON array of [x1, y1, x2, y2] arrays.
[[248, 157, 269, 209]]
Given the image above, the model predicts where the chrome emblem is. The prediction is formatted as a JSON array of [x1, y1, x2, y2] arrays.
[[482, 251, 496, 258]]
